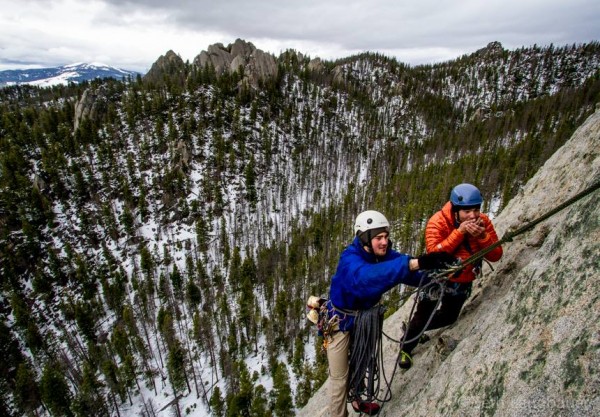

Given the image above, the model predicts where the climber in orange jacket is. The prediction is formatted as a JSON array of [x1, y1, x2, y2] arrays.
[[398, 183, 503, 369]]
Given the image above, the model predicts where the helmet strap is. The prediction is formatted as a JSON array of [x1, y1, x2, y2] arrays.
[[453, 211, 461, 228]]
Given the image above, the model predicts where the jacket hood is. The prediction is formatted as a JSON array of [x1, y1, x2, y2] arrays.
[[441, 201, 458, 228]]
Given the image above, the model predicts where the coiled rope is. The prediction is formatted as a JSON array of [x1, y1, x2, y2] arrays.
[[347, 305, 388, 405]]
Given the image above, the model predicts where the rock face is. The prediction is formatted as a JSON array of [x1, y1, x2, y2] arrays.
[[196, 43, 234, 75], [193, 38, 278, 87], [142, 50, 186, 85], [73, 86, 108, 130], [298, 108, 600, 416], [308, 58, 325, 73]]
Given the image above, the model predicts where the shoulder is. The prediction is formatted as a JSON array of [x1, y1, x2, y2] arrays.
[[339, 239, 370, 263], [479, 213, 495, 227], [427, 202, 452, 227]]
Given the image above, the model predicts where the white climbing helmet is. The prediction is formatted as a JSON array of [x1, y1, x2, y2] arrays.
[[354, 210, 390, 236]]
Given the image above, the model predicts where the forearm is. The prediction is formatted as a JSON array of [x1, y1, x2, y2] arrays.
[[426, 228, 464, 254]]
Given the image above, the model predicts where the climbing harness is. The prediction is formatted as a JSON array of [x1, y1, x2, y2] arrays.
[[306, 296, 337, 351], [306, 297, 391, 407], [319, 314, 339, 351]]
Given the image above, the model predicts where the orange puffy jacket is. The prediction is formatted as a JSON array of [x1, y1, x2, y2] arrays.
[[425, 202, 503, 283]]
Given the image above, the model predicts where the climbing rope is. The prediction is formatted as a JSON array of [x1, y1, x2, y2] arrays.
[[432, 179, 600, 281], [377, 179, 600, 413], [347, 305, 388, 405]]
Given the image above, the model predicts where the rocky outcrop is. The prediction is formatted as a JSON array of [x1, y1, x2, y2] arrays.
[[478, 41, 504, 54], [298, 108, 600, 416], [308, 58, 326, 73], [195, 43, 234, 76], [73, 86, 108, 130], [193, 38, 278, 87], [142, 50, 185, 85]]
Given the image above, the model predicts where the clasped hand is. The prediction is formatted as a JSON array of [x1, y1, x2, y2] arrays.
[[459, 218, 485, 237]]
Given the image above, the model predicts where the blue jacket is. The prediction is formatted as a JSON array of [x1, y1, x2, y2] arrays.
[[328, 237, 426, 332]]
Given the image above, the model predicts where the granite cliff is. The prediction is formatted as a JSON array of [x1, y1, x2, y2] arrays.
[[299, 106, 600, 417]]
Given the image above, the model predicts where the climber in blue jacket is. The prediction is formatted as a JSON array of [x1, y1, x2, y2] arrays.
[[326, 210, 455, 416]]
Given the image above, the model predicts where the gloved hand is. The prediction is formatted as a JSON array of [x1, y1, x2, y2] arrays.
[[417, 252, 457, 270]]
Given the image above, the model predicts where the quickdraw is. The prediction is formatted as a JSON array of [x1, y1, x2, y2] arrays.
[[319, 313, 339, 351], [306, 296, 337, 351]]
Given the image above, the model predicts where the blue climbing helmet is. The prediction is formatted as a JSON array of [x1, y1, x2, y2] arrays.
[[450, 183, 483, 209]]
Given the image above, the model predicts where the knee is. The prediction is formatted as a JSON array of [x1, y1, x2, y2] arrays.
[[437, 315, 459, 328], [436, 310, 461, 327], [328, 363, 349, 380]]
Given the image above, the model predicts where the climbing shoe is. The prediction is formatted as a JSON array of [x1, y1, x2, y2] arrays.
[[352, 400, 380, 415], [398, 351, 413, 370]]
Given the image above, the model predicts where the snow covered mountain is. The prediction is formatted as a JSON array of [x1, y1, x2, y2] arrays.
[[0, 62, 140, 88]]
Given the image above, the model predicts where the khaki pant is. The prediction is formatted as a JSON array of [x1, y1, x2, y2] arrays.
[[327, 330, 350, 417]]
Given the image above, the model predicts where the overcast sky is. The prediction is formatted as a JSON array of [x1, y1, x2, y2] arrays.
[[2, 0, 599, 73]]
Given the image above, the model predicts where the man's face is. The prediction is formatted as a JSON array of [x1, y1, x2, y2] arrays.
[[369, 232, 389, 257], [457, 208, 481, 223]]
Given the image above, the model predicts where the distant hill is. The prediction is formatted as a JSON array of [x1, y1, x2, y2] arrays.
[[0, 63, 141, 87]]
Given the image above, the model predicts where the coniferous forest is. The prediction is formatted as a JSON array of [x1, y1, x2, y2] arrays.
[[1, 40, 599, 416]]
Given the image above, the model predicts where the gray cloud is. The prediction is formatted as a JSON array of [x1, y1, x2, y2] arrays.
[[100, 0, 600, 47], [1, 0, 599, 72]]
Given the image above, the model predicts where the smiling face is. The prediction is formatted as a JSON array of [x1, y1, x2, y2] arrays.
[[368, 231, 390, 257], [456, 207, 481, 223]]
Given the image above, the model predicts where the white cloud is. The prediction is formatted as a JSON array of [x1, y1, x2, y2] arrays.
[[1, 0, 599, 72]]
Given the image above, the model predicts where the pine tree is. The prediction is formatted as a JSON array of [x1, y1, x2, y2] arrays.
[[120, 204, 135, 237], [186, 279, 202, 309], [250, 384, 270, 416], [271, 361, 294, 417], [209, 386, 225, 417], [72, 362, 108, 417], [74, 301, 98, 342], [14, 361, 42, 415], [225, 362, 255, 416], [170, 264, 183, 298], [167, 339, 188, 395], [244, 155, 258, 206], [101, 358, 126, 405], [40, 362, 73, 417]]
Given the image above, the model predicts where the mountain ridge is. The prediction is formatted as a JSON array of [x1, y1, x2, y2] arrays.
[[0, 63, 140, 88]]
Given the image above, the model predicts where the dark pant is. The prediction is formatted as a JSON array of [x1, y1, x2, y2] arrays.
[[402, 283, 471, 354]]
